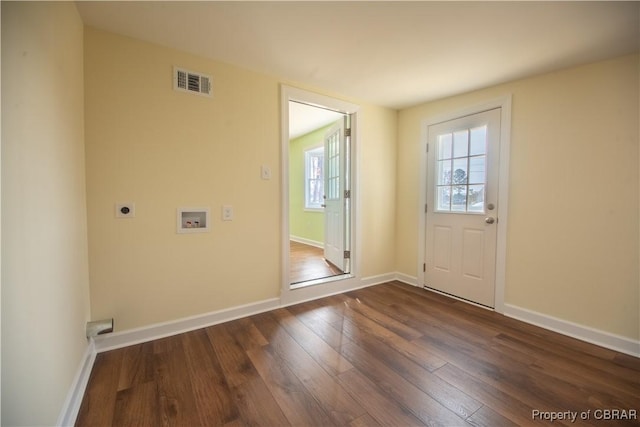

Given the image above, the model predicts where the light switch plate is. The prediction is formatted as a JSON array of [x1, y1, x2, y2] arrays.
[[222, 205, 233, 221], [261, 165, 271, 180]]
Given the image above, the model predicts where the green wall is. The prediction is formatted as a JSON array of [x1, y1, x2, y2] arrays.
[[289, 124, 335, 244]]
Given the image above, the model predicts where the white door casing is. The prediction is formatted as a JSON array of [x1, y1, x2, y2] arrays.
[[281, 85, 360, 305], [425, 108, 501, 307]]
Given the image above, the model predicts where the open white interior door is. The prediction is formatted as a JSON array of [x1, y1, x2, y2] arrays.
[[323, 119, 347, 271]]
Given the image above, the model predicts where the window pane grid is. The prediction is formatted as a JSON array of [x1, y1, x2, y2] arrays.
[[326, 131, 340, 200], [435, 126, 487, 213], [305, 148, 324, 209]]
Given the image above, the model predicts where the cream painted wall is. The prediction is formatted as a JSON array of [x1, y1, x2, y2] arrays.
[[358, 106, 398, 278], [1, 2, 91, 425], [397, 54, 639, 341], [84, 28, 398, 331], [85, 28, 281, 331]]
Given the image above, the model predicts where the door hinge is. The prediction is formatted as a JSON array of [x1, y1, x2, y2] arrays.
[[344, 189, 351, 199], [426, 143, 429, 153], [344, 250, 351, 259], [345, 128, 351, 138], [425, 203, 428, 213], [423, 263, 426, 272]]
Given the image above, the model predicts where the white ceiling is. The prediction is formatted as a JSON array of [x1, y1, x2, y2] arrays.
[[77, 1, 639, 110], [289, 102, 344, 139]]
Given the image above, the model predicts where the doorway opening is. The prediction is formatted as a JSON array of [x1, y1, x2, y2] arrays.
[[281, 87, 359, 295]]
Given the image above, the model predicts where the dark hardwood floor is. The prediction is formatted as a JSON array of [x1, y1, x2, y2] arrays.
[[76, 282, 640, 426], [290, 240, 343, 284]]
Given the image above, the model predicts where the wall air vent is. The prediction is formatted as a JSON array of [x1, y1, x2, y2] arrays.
[[174, 66, 212, 97]]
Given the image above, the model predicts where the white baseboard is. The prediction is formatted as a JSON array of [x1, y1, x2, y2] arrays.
[[57, 340, 97, 427], [394, 272, 419, 286], [93, 297, 281, 353], [504, 303, 640, 358], [282, 273, 395, 308], [361, 272, 397, 286], [94, 273, 397, 353], [289, 235, 324, 249]]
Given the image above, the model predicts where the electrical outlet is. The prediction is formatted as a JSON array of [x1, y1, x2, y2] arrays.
[[115, 203, 135, 218], [222, 205, 233, 221]]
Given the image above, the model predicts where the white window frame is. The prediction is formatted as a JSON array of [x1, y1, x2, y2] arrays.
[[304, 146, 324, 211]]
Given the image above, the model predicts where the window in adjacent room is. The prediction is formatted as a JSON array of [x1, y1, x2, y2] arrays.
[[304, 146, 324, 210]]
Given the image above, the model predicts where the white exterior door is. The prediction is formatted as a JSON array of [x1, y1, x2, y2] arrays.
[[425, 108, 501, 307], [324, 120, 346, 271]]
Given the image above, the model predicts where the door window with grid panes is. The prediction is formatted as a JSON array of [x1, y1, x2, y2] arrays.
[[436, 126, 487, 213]]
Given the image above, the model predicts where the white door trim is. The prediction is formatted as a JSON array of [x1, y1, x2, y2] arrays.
[[280, 85, 361, 306], [417, 95, 512, 313]]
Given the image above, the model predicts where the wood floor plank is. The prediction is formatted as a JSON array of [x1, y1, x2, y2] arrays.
[[117, 342, 155, 391], [182, 329, 238, 426], [416, 331, 603, 426], [205, 324, 256, 389], [357, 284, 503, 345], [269, 307, 354, 376], [287, 297, 481, 420], [325, 294, 447, 372], [339, 340, 470, 426], [112, 382, 160, 427], [290, 240, 342, 284], [419, 318, 638, 420], [362, 284, 628, 418], [494, 329, 640, 395], [340, 317, 482, 419], [389, 281, 626, 363], [348, 413, 382, 427], [78, 282, 640, 426], [348, 286, 501, 360], [246, 345, 334, 426], [433, 362, 543, 426], [466, 405, 519, 427], [252, 310, 367, 425], [333, 292, 424, 340], [205, 323, 291, 426], [75, 348, 124, 426], [286, 300, 352, 351], [152, 334, 183, 354], [227, 317, 269, 352], [337, 369, 425, 427], [613, 352, 640, 371], [524, 350, 639, 409], [348, 286, 445, 332], [230, 376, 292, 427], [153, 335, 202, 426], [222, 419, 243, 427], [437, 361, 610, 427], [416, 330, 553, 403]]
